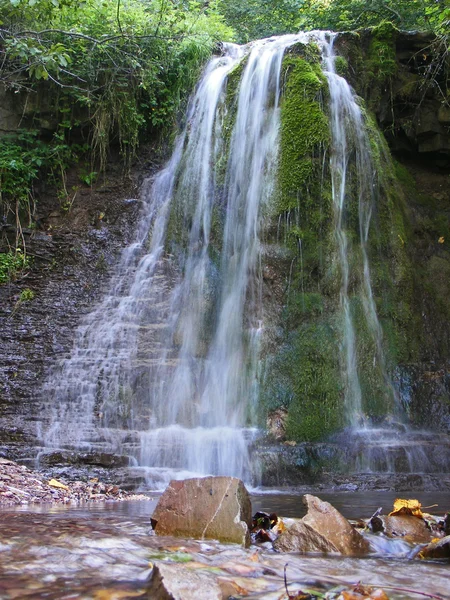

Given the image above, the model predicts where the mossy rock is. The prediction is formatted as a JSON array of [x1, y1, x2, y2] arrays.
[[363, 21, 399, 107], [261, 320, 343, 442], [277, 54, 330, 213]]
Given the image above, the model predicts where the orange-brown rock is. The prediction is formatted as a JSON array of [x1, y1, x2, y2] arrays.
[[302, 494, 370, 556], [151, 476, 252, 547], [273, 519, 339, 553], [370, 514, 432, 543], [420, 535, 450, 559]]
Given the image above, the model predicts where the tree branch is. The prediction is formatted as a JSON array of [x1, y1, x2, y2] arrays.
[[117, 0, 124, 36]]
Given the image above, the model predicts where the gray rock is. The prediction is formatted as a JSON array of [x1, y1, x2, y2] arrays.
[[147, 562, 222, 600], [151, 476, 252, 546]]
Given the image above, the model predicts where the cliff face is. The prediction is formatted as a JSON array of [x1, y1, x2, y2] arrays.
[[0, 28, 449, 474], [259, 26, 450, 448], [340, 26, 450, 432]]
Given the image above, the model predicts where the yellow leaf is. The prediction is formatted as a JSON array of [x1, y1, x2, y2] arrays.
[[272, 518, 286, 535], [48, 478, 69, 491], [389, 498, 423, 518], [438, 236, 445, 244], [94, 590, 143, 599]]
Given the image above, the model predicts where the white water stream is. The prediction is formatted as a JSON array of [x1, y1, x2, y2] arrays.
[[38, 32, 421, 486], [319, 32, 397, 424], [40, 35, 319, 486]]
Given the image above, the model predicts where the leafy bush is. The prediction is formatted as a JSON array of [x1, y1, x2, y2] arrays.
[[0, 0, 233, 167], [0, 250, 29, 283], [0, 0, 233, 236]]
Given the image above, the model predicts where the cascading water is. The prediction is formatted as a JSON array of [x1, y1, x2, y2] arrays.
[[37, 30, 446, 485], [317, 33, 447, 474], [318, 32, 397, 425], [39, 35, 315, 487]]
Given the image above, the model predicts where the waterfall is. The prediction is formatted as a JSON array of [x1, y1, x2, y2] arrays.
[[38, 30, 413, 486], [39, 35, 313, 488], [318, 32, 397, 425]]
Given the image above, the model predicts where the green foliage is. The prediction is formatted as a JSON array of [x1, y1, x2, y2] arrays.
[[364, 20, 398, 102], [217, 0, 304, 43], [0, 249, 29, 283], [217, 0, 449, 40], [0, 0, 233, 170], [0, 0, 233, 231], [298, 0, 448, 33], [0, 129, 81, 219], [19, 287, 35, 301]]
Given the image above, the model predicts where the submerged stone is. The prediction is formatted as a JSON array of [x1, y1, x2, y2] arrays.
[[147, 562, 222, 600], [151, 476, 252, 546], [370, 514, 432, 543], [420, 535, 450, 559]]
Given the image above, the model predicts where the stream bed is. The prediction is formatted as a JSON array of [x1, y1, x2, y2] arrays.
[[0, 491, 449, 599]]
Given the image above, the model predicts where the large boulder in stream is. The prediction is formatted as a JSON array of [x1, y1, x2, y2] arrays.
[[273, 519, 339, 553], [151, 476, 252, 547], [301, 494, 370, 556], [272, 494, 370, 556]]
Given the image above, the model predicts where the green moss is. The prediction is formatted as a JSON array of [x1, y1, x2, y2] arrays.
[[285, 292, 324, 324], [283, 322, 343, 442], [363, 21, 398, 107], [148, 551, 193, 563], [277, 54, 330, 213], [19, 288, 35, 302], [349, 296, 395, 418], [334, 55, 348, 77]]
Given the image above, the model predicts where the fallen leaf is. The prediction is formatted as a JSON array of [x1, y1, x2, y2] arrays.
[[217, 577, 250, 597], [273, 518, 286, 534], [371, 591, 389, 600], [47, 478, 69, 491], [389, 498, 423, 519], [438, 236, 444, 244], [338, 584, 389, 599], [94, 589, 144, 599]]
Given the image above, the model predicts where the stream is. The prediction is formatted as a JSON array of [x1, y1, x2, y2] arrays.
[[0, 491, 449, 599]]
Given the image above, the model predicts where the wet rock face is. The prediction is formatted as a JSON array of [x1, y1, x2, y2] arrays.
[[273, 519, 339, 553], [301, 494, 370, 556], [0, 159, 154, 461], [370, 514, 432, 543], [266, 408, 288, 441], [147, 562, 223, 600], [38, 450, 131, 469], [151, 477, 252, 547], [336, 30, 450, 166]]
